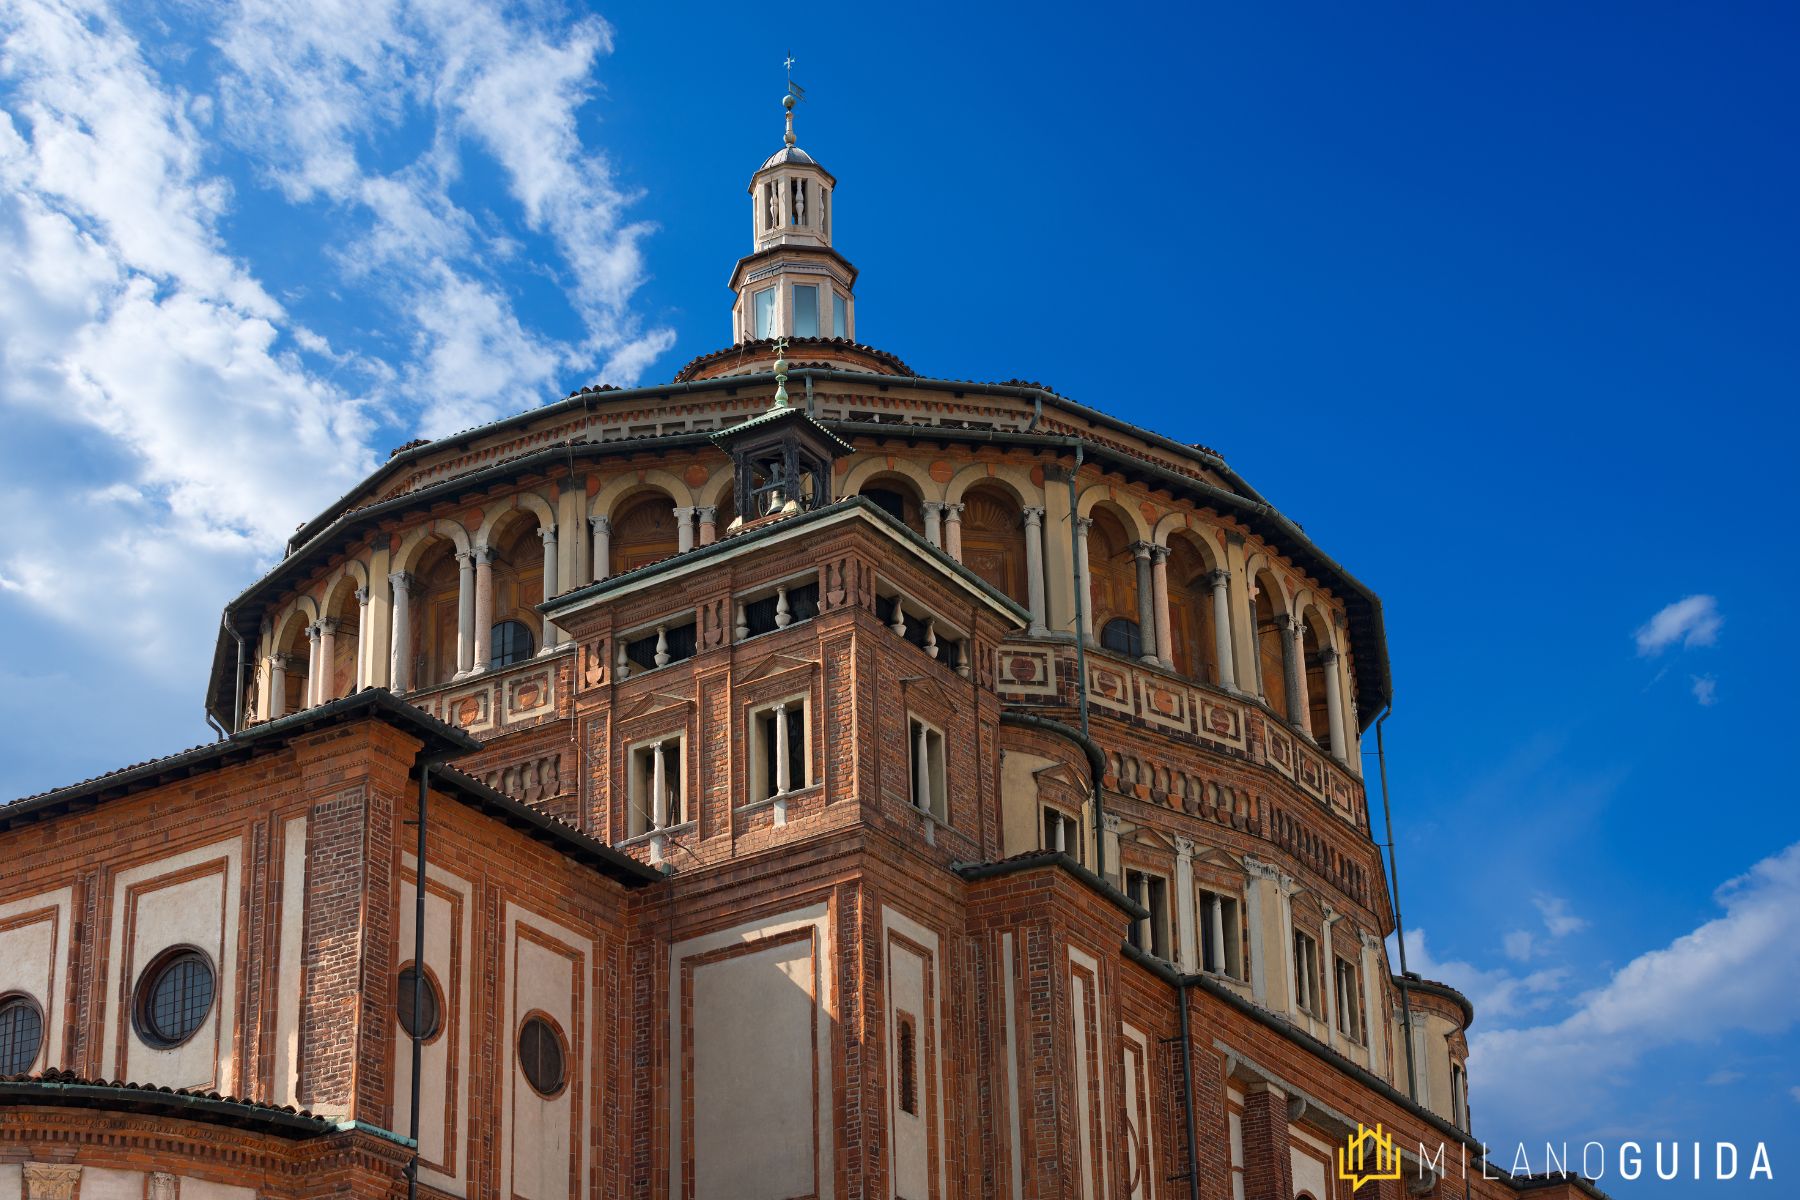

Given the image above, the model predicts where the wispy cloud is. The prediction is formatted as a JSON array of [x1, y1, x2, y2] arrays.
[[1691, 675, 1719, 706], [1635, 594, 1723, 656], [1471, 841, 1800, 1134], [1533, 893, 1588, 938], [1394, 929, 1568, 1021]]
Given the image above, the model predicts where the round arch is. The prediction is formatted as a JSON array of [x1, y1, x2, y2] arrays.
[[392, 519, 472, 575], [589, 470, 693, 519], [475, 490, 557, 548], [943, 462, 1037, 508]]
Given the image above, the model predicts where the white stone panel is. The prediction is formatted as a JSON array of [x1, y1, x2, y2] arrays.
[[103, 837, 243, 1091], [273, 815, 307, 1107], [77, 1169, 142, 1200], [392, 857, 472, 1196], [500, 905, 591, 1200], [0, 887, 72, 1073]]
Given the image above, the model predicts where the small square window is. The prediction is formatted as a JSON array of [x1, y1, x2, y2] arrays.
[[1124, 869, 1171, 960], [754, 288, 776, 339], [750, 699, 809, 804], [1042, 806, 1081, 862], [1199, 888, 1245, 981], [627, 738, 685, 838], [907, 717, 947, 823], [792, 285, 819, 337], [1292, 929, 1323, 1018]]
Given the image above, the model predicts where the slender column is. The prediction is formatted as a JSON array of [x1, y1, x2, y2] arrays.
[[774, 702, 791, 794], [538, 525, 560, 650], [1321, 648, 1348, 761], [316, 618, 338, 704], [1150, 545, 1174, 670], [590, 516, 611, 583], [697, 506, 718, 546], [1131, 542, 1158, 662], [268, 656, 289, 720], [354, 587, 370, 690], [1022, 507, 1048, 636], [1208, 570, 1238, 690], [1073, 516, 1095, 646], [454, 550, 475, 677], [651, 741, 669, 830], [1321, 909, 1340, 1039], [922, 501, 944, 548], [388, 572, 414, 693], [913, 722, 931, 811], [1174, 836, 1198, 973], [471, 547, 495, 674], [305, 623, 323, 707], [1281, 617, 1306, 728], [673, 506, 695, 553], [1209, 894, 1227, 974], [1132, 874, 1152, 951], [943, 502, 964, 561]]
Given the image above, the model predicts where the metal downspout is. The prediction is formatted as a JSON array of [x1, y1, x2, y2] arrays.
[[1374, 703, 1419, 1100], [227, 619, 247, 734], [406, 761, 432, 1200], [1176, 981, 1203, 1200]]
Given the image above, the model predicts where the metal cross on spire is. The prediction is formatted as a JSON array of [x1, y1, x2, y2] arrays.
[[781, 53, 806, 146]]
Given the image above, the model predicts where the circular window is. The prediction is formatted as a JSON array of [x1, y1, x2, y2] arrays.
[[0, 993, 45, 1075], [133, 948, 215, 1049], [517, 1014, 567, 1097], [396, 964, 442, 1040]]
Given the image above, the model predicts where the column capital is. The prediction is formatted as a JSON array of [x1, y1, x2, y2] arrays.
[[1318, 647, 1340, 665], [589, 514, 612, 534], [1242, 855, 1283, 883], [472, 544, 496, 563], [455, 547, 476, 566], [1073, 515, 1093, 533], [317, 617, 339, 634], [1130, 540, 1155, 560], [355, 586, 370, 605], [922, 500, 945, 516], [1173, 833, 1196, 859], [538, 524, 558, 544], [389, 570, 414, 591], [306, 622, 323, 641], [269, 653, 299, 671], [1021, 505, 1045, 526], [1207, 568, 1231, 590], [944, 502, 964, 517], [671, 505, 695, 519], [1150, 543, 1171, 563], [696, 505, 717, 522]]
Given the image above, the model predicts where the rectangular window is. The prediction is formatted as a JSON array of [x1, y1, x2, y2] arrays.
[[1199, 888, 1245, 980], [832, 293, 848, 338], [1042, 806, 1081, 862], [792, 284, 819, 337], [896, 1012, 918, 1117], [1124, 869, 1171, 960], [754, 287, 775, 338], [1292, 929, 1323, 1018], [627, 738, 685, 837], [1334, 955, 1364, 1042], [750, 699, 809, 803], [907, 716, 947, 822]]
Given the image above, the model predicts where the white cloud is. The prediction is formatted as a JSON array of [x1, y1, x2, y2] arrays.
[[1635, 594, 1723, 656], [1503, 930, 1535, 962], [1533, 894, 1589, 938], [1470, 841, 1800, 1133], [1691, 675, 1718, 706], [1394, 929, 1567, 1021], [1705, 1069, 1743, 1086]]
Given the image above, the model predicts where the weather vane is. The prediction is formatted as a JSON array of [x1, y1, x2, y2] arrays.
[[784, 52, 806, 104]]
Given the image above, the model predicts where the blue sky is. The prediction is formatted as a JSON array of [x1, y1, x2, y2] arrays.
[[2, 2, 1796, 1191]]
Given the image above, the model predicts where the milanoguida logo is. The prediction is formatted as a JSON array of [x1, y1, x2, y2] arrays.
[[1339, 1123, 1403, 1191]]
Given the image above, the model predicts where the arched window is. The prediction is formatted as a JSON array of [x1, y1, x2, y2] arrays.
[[491, 620, 534, 668], [860, 484, 924, 537], [1252, 573, 1288, 719], [1101, 618, 1142, 658], [1085, 509, 1140, 648], [958, 487, 1028, 606], [0, 994, 44, 1074], [610, 494, 679, 575]]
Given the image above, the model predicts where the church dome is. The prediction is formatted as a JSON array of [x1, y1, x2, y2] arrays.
[[761, 144, 817, 170]]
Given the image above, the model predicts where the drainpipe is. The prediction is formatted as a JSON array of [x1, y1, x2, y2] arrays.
[[1175, 982, 1203, 1200], [406, 760, 433, 1200], [1065, 443, 1105, 881], [225, 617, 248, 734], [1374, 702, 1419, 1100]]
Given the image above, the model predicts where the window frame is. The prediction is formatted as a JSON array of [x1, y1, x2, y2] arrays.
[[395, 961, 445, 1043], [1041, 804, 1082, 863], [906, 714, 949, 823], [490, 618, 535, 669], [516, 1011, 570, 1099], [0, 992, 46, 1075], [1123, 868, 1172, 961], [132, 946, 217, 1050], [625, 733, 689, 838], [1291, 929, 1324, 1019], [1198, 887, 1246, 981], [748, 694, 812, 805]]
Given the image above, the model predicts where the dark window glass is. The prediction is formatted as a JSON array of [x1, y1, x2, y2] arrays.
[[396, 965, 441, 1039], [518, 1015, 566, 1096], [863, 488, 907, 523], [897, 1015, 918, 1116], [743, 582, 821, 638], [626, 621, 697, 671], [491, 619, 534, 667], [0, 995, 44, 1075], [134, 950, 215, 1048], [1101, 618, 1142, 658]]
